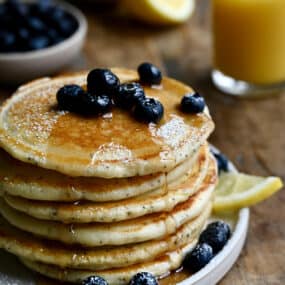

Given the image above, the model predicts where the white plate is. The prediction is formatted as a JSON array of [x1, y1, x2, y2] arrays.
[[0, 154, 250, 285]]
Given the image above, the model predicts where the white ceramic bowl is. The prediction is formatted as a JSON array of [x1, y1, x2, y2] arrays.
[[0, 1, 88, 85]]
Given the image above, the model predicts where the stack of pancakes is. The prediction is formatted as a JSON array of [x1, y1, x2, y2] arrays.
[[0, 69, 217, 284]]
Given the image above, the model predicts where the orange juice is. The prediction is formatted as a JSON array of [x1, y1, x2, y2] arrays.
[[212, 0, 285, 85]]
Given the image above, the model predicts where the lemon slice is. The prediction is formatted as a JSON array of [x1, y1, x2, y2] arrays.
[[213, 172, 283, 212], [123, 0, 195, 25]]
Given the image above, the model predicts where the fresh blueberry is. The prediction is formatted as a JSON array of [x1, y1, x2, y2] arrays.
[[212, 151, 229, 173], [87, 69, 120, 95], [15, 28, 30, 51], [199, 221, 231, 254], [27, 17, 46, 33], [183, 243, 214, 272], [50, 7, 66, 22], [46, 28, 63, 45], [82, 275, 108, 285], [114, 83, 145, 109], [36, 0, 52, 14], [0, 4, 6, 18], [181, 92, 206, 114], [17, 27, 30, 40], [57, 85, 86, 112], [134, 98, 164, 123], [5, 0, 28, 18], [28, 36, 50, 50], [0, 30, 16, 52], [46, 28, 58, 40], [138, 62, 162, 85], [129, 272, 158, 285], [80, 93, 113, 115], [57, 16, 77, 37]]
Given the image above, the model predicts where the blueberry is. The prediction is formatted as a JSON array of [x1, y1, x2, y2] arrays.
[[82, 275, 108, 285], [15, 28, 30, 51], [27, 17, 46, 33], [114, 83, 145, 109], [28, 36, 50, 50], [18, 27, 30, 40], [129, 272, 158, 285], [50, 7, 66, 22], [57, 85, 85, 112], [80, 93, 113, 115], [36, 0, 52, 14], [0, 4, 6, 18], [0, 30, 16, 52], [199, 221, 231, 254], [29, 1, 51, 17], [5, 0, 28, 18], [212, 151, 229, 173], [46, 28, 64, 45], [134, 98, 164, 124], [181, 92, 206, 114], [138, 62, 162, 85], [87, 69, 120, 95], [183, 243, 214, 272], [57, 17, 77, 37], [47, 28, 58, 40]]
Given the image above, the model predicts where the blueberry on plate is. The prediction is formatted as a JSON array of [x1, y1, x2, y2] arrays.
[[80, 93, 113, 115], [134, 97, 164, 124], [129, 272, 158, 285], [181, 92, 205, 114], [56, 84, 85, 112], [183, 243, 214, 272], [114, 82, 145, 109], [87, 69, 120, 95], [212, 151, 229, 173], [138, 62, 162, 85], [199, 221, 231, 254], [82, 275, 108, 285]]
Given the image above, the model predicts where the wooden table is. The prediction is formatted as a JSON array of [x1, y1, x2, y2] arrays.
[[1, 0, 284, 284]]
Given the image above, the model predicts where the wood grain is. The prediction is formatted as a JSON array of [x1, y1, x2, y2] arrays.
[[0, 0, 284, 284]]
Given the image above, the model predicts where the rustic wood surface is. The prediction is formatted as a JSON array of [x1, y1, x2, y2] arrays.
[[0, 0, 284, 284]]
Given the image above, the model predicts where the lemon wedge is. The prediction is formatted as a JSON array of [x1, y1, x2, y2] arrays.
[[123, 0, 195, 25], [213, 172, 283, 213]]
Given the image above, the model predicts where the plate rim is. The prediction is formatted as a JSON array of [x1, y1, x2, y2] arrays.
[[178, 147, 250, 285]]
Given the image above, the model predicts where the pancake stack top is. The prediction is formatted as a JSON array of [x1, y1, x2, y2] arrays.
[[0, 68, 218, 284]]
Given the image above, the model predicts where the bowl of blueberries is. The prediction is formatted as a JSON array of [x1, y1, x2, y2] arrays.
[[0, 0, 87, 85]]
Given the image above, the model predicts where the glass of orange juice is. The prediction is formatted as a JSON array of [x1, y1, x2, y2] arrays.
[[212, 0, 285, 96]]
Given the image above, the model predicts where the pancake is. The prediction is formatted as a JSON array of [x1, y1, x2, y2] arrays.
[[0, 204, 210, 270], [21, 241, 196, 285], [0, 161, 216, 247], [3, 145, 210, 223], [0, 144, 203, 202], [0, 68, 214, 178]]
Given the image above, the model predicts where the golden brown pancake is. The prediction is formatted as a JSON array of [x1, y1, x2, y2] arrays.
[[3, 145, 210, 223], [0, 144, 205, 203], [0, 204, 211, 270], [0, 69, 214, 178], [0, 68, 217, 284]]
